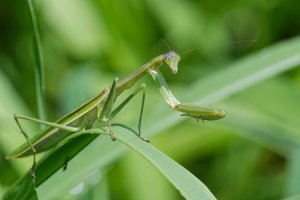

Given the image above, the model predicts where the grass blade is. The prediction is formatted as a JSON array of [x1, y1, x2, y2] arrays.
[[285, 146, 300, 196], [2, 174, 37, 200], [39, 128, 216, 200], [27, 0, 47, 122], [112, 126, 216, 200]]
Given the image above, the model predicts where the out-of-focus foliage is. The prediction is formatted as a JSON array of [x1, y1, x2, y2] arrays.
[[1, 0, 300, 199]]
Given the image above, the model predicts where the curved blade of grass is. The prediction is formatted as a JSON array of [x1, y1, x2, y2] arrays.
[[192, 37, 300, 104], [219, 79, 300, 155], [2, 174, 37, 200], [210, 78, 300, 198], [112, 126, 216, 200], [42, 128, 216, 200], [285, 146, 300, 197], [282, 194, 300, 200], [27, 0, 47, 122], [5, 128, 216, 200]]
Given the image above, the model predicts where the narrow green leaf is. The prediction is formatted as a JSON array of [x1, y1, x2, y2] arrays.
[[2, 174, 37, 200], [27, 0, 47, 122], [190, 37, 300, 105], [2, 134, 98, 199], [5, 128, 216, 200], [285, 145, 300, 196], [282, 194, 300, 200], [112, 126, 216, 200], [43, 128, 216, 200]]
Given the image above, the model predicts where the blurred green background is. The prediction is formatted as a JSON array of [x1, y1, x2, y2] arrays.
[[1, 0, 300, 199]]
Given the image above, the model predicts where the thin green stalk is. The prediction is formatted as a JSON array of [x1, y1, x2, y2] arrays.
[[27, 0, 47, 124]]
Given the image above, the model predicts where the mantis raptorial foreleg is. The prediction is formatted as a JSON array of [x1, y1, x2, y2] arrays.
[[148, 68, 225, 120], [147, 68, 180, 107]]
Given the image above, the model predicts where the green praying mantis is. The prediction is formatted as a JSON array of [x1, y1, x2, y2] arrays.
[[6, 51, 225, 178]]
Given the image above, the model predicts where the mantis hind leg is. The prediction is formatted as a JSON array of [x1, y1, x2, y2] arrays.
[[14, 115, 37, 180], [13, 114, 87, 178]]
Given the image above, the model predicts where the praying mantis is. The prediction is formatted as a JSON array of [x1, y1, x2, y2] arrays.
[[6, 51, 225, 178]]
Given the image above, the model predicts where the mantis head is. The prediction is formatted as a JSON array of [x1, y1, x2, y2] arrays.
[[163, 51, 181, 74]]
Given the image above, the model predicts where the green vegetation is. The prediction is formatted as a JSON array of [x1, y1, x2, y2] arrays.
[[1, 0, 300, 199]]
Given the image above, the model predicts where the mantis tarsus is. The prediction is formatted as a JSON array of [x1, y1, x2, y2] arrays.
[[6, 51, 225, 178]]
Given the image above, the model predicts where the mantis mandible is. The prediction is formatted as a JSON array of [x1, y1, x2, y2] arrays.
[[6, 51, 225, 178]]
